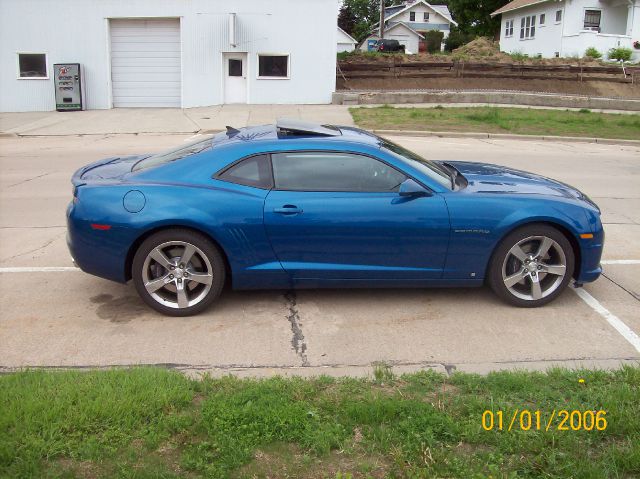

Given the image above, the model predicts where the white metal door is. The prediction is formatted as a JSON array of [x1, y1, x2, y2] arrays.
[[223, 53, 247, 104], [110, 19, 181, 108]]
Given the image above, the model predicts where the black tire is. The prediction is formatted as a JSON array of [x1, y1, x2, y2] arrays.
[[132, 229, 226, 317], [488, 224, 575, 308]]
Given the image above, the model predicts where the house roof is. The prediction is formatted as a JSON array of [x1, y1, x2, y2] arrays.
[[337, 26, 357, 44], [384, 1, 458, 26], [384, 4, 406, 17], [384, 22, 426, 39], [491, 0, 556, 17]]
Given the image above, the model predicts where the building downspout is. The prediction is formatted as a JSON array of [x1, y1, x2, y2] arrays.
[[559, 0, 567, 57]]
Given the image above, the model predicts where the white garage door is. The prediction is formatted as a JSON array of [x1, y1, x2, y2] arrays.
[[110, 19, 181, 108]]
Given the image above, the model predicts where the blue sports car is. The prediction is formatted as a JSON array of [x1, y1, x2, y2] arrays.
[[67, 119, 604, 316]]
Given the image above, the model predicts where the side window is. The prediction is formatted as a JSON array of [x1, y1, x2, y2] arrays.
[[217, 154, 273, 189], [272, 152, 407, 192]]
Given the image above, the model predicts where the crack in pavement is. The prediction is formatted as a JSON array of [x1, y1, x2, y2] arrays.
[[602, 272, 640, 302], [0, 232, 64, 264], [284, 290, 309, 367], [5, 172, 50, 188]]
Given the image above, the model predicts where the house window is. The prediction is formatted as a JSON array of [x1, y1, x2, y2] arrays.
[[555, 10, 562, 23], [505, 20, 514, 37], [584, 10, 601, 31], [17, 53, 47, 78], [257, 54, 289, 79], [520, 15, 536, 39], [424, 12, 430, 22], [410, 11, 416, 21], [539, 13, 546, 25]]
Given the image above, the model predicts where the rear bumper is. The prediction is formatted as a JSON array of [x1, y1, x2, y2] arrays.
[[66, 202, 130, 283]]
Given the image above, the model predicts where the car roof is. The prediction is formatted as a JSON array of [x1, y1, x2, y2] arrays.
[[209, 120, 383, 153]]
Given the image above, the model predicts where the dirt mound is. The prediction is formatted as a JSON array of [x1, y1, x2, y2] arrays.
[[453, 37, 505, 60]]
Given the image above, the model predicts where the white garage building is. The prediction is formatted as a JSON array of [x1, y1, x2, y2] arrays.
[[0, 0, 338, 111]]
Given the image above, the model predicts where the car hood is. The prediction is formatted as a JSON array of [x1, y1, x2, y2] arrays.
[[72, 155, 148, 185], [447, 161, 595, 204]]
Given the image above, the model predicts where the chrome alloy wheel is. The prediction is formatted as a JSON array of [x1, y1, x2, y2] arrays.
[[501, 235, 567, 302], [141, 241, 213, 309]]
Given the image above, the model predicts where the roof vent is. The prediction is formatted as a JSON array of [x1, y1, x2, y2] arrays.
[[276, 118, 342, 137]]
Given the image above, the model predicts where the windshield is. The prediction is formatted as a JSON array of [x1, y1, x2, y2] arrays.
[[132, 136, 213, 172], [380, 139, 453, 189]]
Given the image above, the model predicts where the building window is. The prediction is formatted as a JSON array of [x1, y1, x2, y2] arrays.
[[555, 10, 562, 23], [424, 12, 430, 22], [539, 13, 546, 25], [520, 15, 536, 39], [505, 20, 514, 37], [228, 59, 242, 77], [257, 54, 289, 79], [17, 53, 47, 79], [410, 11, 416, 21], [584, 10, 601, 31]]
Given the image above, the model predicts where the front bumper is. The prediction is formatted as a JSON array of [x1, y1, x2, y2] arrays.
[[576, 221, 604, 284]]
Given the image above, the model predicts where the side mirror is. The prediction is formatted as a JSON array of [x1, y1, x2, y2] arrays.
[[399, 179, 430, 197]]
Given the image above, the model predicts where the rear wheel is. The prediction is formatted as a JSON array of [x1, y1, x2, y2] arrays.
[[488, 225, 574, 307], [132, 229, 225, 316]]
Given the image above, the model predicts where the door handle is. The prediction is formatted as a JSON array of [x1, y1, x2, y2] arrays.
[[273, 205, 303, 215]]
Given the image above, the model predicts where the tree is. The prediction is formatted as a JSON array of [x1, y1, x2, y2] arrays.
[[339, 0, 395, 41], [338, 5, 357, 35], [446, 0, 510, 37]]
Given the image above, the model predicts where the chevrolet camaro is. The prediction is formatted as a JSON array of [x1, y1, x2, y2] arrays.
[[67, 119, 604, 316]]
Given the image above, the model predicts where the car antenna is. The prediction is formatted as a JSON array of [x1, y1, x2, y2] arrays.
[[226, 126, 241, 137]]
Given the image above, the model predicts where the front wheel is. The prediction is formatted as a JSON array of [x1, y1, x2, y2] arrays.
[[488, 225, 575, 307], [132, 229, 226, 316]]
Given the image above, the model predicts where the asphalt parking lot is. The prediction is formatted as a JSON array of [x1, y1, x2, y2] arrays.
[[1, 134, 638, 376]]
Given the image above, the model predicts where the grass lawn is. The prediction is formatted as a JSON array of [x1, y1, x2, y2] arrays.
[[1, 366, 639, 478], [349, 106, 640, 140]]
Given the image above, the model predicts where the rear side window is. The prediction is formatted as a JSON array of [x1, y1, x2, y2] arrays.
[[132, 136, 213, 172], [217, 154, 273, 189], [272, 152, 407, 192]]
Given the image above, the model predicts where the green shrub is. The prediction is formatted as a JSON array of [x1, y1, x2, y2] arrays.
[[443, 27, 474, 52], [337, 51, 351, 61], [424, 30, 445, 53], [585, 47, 602, 59], [509, 51, 528, 61], [608, 47, 632, 61]]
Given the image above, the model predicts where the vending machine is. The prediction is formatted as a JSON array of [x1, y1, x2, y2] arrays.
[[53, 63, 84, 111]]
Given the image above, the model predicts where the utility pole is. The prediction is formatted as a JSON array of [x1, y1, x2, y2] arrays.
[[379, 0, 385, 39]]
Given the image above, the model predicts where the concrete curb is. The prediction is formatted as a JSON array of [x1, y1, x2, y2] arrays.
[[2, 128, 638, 146], [372, 129, 640, 145]]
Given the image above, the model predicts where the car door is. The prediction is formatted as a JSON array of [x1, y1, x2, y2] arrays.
[[263, 151, 450, 281]]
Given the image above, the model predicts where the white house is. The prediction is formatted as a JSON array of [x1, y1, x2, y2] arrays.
[[359, 23, 426, 54], [492, 0, 640, 61], [337, 27, 358, 52], [361, 1, 457, 52], [0, 0, 339, 112]]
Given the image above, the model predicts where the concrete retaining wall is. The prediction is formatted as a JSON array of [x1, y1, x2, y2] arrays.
[[333, 90, 640, 111]]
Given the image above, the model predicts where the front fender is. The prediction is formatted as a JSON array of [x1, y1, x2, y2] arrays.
[[442, 194, 597, 281]]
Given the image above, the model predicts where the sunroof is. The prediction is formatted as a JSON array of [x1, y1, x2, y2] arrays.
[[276, 118, 342, 137]]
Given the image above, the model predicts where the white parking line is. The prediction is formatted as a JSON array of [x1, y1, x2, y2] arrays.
[[0, 267, 80, 273], [601, 260, 640, 265], [573, 287, 640, 353], [183, 134, 202, 142]]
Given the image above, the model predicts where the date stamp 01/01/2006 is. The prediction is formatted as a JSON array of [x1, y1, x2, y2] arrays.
[[482, 409, 608, 432]]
